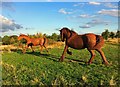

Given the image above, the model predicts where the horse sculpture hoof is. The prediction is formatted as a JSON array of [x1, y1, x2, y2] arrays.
[[22, 51, 25, 54], [102, 62, 109, 66], [59, 60, 63, 62], [67, 50, 72, 55], [31, 51, 34, 53], [59, 58, 63, 62], [86, 62, 91, 65], [68, 52, 72, 55]]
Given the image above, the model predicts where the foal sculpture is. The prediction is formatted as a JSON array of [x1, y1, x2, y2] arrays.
[[59, 27, 109, 65], [18, 34, 49, 53]]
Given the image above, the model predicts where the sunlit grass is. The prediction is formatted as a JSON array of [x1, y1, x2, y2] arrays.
[[2, 43, 119, 86]]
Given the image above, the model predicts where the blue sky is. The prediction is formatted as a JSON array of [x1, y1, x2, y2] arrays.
[[1, 1, 119, 36]]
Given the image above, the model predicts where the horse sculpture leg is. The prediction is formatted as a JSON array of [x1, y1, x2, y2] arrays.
[[87, 49, 95, 64], [59, 45, 68, 62], [67, 49, 72, 55], [39, 45, 43, 54], [30, 46, 34, 53], [43, 45, 49, 53], [23, 45, 28, 53], [96, 49, 109, 65], [39, 45, 49, 54]]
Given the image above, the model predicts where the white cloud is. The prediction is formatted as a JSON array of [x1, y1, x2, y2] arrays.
[[78, 14, 97, 18], [0, 2, 15, 12], [104, 3, 118, 8], [73, 3, 85, 7], [79, 14, 89, 18], [79, 19, 110, 29], [0, 15, 23, 32], [98, 9, 118, 17], [89, 2, 101, 5], [58, 8, 72, 14], [87, 19, 110, 25], [46, 0, 52, 2], [79, 24, 91, 28]]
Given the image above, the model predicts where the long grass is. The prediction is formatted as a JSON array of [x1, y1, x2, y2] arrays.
[[1, 43, 119, 86]]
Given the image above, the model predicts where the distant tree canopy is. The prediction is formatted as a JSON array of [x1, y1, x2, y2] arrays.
[[2, 35, 11, 45], [10, 35, 18, 44], [28, 33, 43, 38], [115, 30, 120, 38], [1, 30, 120, 45], [0, 36, 2, 42], [109, 32, 115, 39], [101, 29, 120, 40], [101, 29, 109, 40], [46, 33, 60, 41]]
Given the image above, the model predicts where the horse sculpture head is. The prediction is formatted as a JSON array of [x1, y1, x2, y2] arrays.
[[59, 27, 77, 42]]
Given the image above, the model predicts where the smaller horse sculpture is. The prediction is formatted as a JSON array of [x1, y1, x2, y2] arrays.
[[59, 27, 109, 65], [18, 34, 49, 54]]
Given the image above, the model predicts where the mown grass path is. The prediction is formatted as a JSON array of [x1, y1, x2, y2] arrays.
[[2, 43, 119, 86]]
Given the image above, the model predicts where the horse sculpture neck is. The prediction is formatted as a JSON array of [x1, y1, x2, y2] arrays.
[[69, 30, 78, 38], [18, 34, 31, 42]]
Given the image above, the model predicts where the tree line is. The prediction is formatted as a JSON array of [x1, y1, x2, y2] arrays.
[[0, 30, 120, 45], [101, 29, 120, 40], [0, 33, 60, 45]]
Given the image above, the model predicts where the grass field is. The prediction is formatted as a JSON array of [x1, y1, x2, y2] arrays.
[[1, 43, 119, 86]]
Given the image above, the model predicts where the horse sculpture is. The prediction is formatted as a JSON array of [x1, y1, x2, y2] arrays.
[[59, 27, 109, 65], [18, 34, 49, 54]]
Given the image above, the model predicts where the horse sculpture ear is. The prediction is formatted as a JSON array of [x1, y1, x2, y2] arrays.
[[20, 33, 22, 35]]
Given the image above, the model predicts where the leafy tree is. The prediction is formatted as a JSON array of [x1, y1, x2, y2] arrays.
[[101, 29, 109, 40], [10, 37, 15, 44], [50, 33, 60, 41], [35, 32, 43, 38], [2, 35, 10, 45], [109, 32, 115, 39], [27, 33, 43, 38], [0, 36, 2, 45], [43, 33, 48, 37], [0, 36, 2, 42], [115, 30, 120, 38], [27, 34, 34, 38], [10, 35, 18, 44]]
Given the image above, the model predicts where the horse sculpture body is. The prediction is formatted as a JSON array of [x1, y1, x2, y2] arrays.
[[18, 34, 49, 53], [59, 27, 109, 65]]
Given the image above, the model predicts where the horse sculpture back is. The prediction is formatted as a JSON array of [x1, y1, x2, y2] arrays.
[[18, 34, 48, 53], [59, 27, 109, 65]]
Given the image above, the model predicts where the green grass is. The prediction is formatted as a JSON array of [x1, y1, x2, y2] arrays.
[[1, 43, 119, 86]]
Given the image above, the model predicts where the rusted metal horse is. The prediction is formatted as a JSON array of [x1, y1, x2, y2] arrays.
[[59, 27, 109, 65], [18, 34, 49, 53]]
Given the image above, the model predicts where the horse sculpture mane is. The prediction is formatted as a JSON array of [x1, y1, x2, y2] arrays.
[[19, 34, 31, 39], [60, 27, 78, 42], [59, 27, 109, 65], [19, 34, 29, 37], [60, 27, 78, 35]]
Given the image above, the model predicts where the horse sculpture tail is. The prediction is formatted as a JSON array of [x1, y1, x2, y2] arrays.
[[43, 37, 48, 46], [94, 35, 104, 49], [43, 37, 49, 53]]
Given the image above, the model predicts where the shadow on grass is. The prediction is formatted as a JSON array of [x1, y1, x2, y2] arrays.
[[16, 50, 88, 66], [17, 50, 60, 62], [66, 58, 87, 66], [13, 49, 23, 54]]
